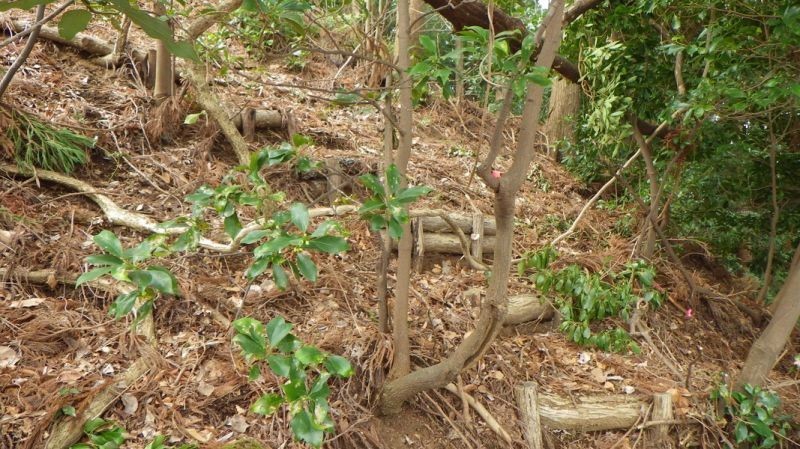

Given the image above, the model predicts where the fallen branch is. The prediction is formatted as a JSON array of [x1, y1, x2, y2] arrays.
[[444, 383, 512, 443]]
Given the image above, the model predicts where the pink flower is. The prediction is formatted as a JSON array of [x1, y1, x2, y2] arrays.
[[685, 308, 693, 318], [491, 170, 502, 179]]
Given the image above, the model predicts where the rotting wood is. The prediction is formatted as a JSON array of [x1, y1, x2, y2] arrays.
[[516, 381, 544, 449], [536, 390, 645, 431], [231, 109, 286, 131]]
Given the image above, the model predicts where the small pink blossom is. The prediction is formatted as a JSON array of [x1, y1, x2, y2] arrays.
[[685, 308, 693, 318], [491, 170, 502, 179]]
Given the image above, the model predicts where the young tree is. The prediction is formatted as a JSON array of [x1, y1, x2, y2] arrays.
[[380, 0, 565, 414]]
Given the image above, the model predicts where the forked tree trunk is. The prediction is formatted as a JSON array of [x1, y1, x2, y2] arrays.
[[379, 0, 564, 414], [542, 77, 580, 160], [735, 248, 800, 389]]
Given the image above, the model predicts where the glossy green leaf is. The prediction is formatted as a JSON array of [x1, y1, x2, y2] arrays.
[[58, 9, 92, 40], [324, 355, 353, 378], [110, 291, 139, 319], [289, 203, 310, 232], [75, 266, 113, 286], [273, 264, 289, 290], [251, 393, 284, 416], [265, 316, 293, 347], [306, 236, 348, 254], [93, 230, 124, 258], [295, 346, 325, 365], [290, 410, 325, 448], [295, 252, 317, 281]]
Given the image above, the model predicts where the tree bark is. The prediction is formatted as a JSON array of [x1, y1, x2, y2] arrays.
[[542, 76, 581, 160], [388, 0, 415, 379], [735, 250, 800, 389]]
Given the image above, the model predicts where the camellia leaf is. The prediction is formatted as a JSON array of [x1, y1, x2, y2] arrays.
[[93, 230, 124, 258], [306, 236, 349, 254], [267, 354, 293, 377], [108, 0, 197, 60], [385, 164, 401, 195], [394, 185, 432, 205], [324, 355, 354, 378], [358, 173, 384, 196], [295, 345, 325, 365], [224, 214, 242, 240], [110, 291, 139, 319], [232, 317, 267, 359], [273, 264, 289, 290], [58, 9, 92, 40], [143, 266, 179, 295], [295, 252, 317, 282], [265, 316, 293, 347], [75, 266, 113, 286], [290, 410, 325, 448], [289, 202, 310, 232], [251, 393, 284, 416]]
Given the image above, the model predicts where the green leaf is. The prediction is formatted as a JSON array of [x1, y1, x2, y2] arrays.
[[110, 291, 139, 319], [358, 173, 384, 196], [751, 419, 773, 438], [145, 435, 167, 449], [86, 254, 124, 266], [291, 410, 325, 448], [143, 266, 179, 295], [385, 164, 401, 194], [295, 252, 317, 282], [246, 258, 270, 279], [266, 316, 293, 347], [84, 418, 109, 434], [240, 229, 271, 245], [255, 235, 301, 257], [108, 0, 197, 60], [324, 355, 354, 378], [734, 421, 750, 443], [61, 405, 77, 417], [273, 264, 289, 290], [282, 378, 307, 401], [394, 185, 432, 205], [295, 346, 325, 365], [224, 214, 242, 239], [93, 230, 124, 258], [0, 0, 52, 13], [232, 317, 267, 359], [307, 236, 349, 254], [367, 214, 387, 231], [309, 373, 331, 399], [359, 198, 385, 215], [251, 393, 284, 416], [387, 217, 403, 240], [58, 9, 92, 40], [183, 111, 205, 125], [289, 203, 310, 232], [76, 266, 113, 286], [267, 354, 293, 377]]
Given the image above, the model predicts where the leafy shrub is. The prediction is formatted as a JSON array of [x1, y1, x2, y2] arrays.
[[232, 316, 353, 448], [358, 164, 431, 239], [519, 247, 662, 353], [711, 382, 796, 448]]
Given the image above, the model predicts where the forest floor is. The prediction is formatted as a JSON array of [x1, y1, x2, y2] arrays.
[[1, 8, 799, 449]]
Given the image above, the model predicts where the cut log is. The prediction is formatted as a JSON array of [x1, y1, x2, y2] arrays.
[[393, 233, 496, 255], [516, 381, 544, 449], [232, 109, 285, 130], [506, 294, 555, 325], [418, 213, 496, 235], [536, 390, 645, 431], [648, 393, 674, 448], [471, 212, 484, 266]]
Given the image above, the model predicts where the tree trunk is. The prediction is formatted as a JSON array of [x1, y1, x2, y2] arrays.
[[735, 253, 800, 389], [388, 0, 415, 379], [379, 0, 564, 415], [542, 77, 580, 161]]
